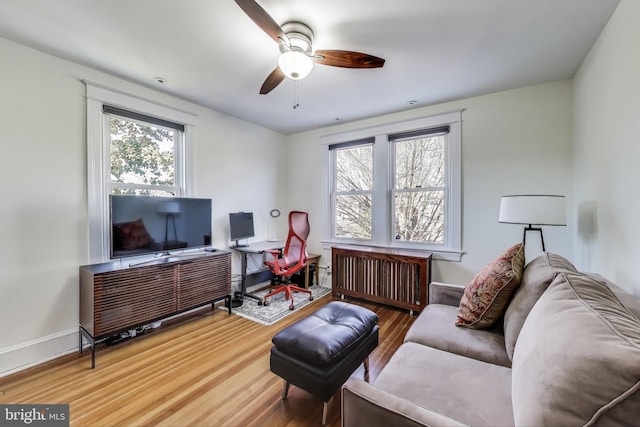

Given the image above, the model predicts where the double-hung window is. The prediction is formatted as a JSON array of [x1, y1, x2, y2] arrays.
[[390, 126, 448, 245], [331, 139, 374, 240], [325, 111, 462, 260], [85, 82, 196, 262], [104, 105, 185, 197]]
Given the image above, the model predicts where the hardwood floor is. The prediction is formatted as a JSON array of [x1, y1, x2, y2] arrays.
[[0, 295, 416, 426]]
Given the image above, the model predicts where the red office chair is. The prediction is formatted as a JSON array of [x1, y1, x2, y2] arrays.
[[263, 211, 313, 310]]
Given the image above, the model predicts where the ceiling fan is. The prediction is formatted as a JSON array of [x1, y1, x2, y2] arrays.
[[235, 0, 385, 96]]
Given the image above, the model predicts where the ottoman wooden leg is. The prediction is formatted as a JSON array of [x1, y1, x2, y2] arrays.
[[281, 380, 290, 400], [321, 396, 333, 425], [364, 356, 370, 382]]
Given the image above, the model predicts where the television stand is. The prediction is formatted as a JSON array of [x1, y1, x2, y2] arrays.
[[79, 251, 232, 368]]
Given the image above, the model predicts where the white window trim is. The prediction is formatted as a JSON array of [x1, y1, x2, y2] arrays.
[[85, 80, 197, 263], [321, 110, 463, 261]]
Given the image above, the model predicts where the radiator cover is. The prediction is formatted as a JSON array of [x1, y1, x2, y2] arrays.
[[331, 245, 432, 313]]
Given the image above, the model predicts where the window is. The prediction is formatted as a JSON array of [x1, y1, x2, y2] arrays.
[[325, 111, 462, 260], [332, 139, 374, 240], [85, 82, 196, 262], [104, 106, 185, 197], [391, 126, 448, 245]]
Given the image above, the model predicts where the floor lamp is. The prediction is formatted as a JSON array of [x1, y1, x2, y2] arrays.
[[158, 200, 181, 243], [499, 195, 566, 251]]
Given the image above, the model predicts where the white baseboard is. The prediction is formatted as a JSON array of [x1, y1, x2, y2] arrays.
[[0, 329, 78, 378]]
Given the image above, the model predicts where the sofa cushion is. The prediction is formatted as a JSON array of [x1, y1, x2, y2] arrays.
[[374, 342, 514, 426], [405, 304, 511, 367], [456, 243, 525, 329], [512, 273, 640, 426], [587, 273, 640, 320], [503, 252, 577, 360]]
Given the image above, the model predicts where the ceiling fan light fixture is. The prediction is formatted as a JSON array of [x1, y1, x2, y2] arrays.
[[235, 3, 385, 96], [278, 50, 314, 80]]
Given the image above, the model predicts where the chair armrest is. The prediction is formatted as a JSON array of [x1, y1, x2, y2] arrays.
[[429, 282, 466, 306], [265, 249, 281, 258], [342, 378, 468, 427], [264, 249, 306, 277]]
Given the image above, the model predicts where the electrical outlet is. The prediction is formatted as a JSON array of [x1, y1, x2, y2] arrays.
[[326, 265, 332, 276]]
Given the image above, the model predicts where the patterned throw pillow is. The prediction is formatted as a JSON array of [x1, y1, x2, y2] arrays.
[[456, 243, 525, 329]]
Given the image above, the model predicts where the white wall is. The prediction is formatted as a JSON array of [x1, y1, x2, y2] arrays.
[[0, 37, 287, 376], [573, 0, 640, 296], [188, 109, 288, 278], [287, 80, 574, 284]]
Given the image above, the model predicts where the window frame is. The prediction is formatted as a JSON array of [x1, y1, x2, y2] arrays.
[[85, 81, 197, 263], [390, 127, 449, 246], [330, 138, 375, 241], [322, 111, 462, 261], [105, 108, 185, 196]]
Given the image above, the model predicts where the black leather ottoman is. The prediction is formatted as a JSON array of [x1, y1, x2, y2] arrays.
[[270, 301, 379, 425]]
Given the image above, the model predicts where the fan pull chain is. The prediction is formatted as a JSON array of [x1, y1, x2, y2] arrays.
[[293, 79, 300, 109]]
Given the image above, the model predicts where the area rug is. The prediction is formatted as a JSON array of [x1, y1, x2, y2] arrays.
[[223, 285, 332, 325]]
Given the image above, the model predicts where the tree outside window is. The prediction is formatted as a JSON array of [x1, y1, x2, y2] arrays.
[[106, 111, 183, 197], [393, 134, 445, 244], [334, 144, 373, 239]]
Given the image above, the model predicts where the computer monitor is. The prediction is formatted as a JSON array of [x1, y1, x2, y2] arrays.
[[229, 212, 255, 248]]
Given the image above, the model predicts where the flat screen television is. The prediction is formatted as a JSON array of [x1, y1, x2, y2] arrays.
[[110, 195, 212, 259], [229, 212, 254, 248]]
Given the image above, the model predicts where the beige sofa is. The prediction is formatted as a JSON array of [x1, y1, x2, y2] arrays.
[[342, 253, 640, 426]]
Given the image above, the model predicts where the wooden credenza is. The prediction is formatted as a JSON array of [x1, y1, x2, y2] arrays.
[[332, 245, 432, 314], [79, 251, 231, 367]]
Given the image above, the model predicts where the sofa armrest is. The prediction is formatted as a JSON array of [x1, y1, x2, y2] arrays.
[[342, 378, 468, 427], [429, 282, 466, 306]]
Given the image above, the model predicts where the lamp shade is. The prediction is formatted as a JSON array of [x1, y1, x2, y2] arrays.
[[157, 200, 181, 214], [499, 195, 566, 226], [278, 50, 314, 80]]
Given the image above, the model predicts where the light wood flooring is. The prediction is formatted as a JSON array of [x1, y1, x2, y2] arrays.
[[0, 295, 416, 427]]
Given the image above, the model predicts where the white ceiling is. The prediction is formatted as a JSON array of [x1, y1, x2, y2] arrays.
[[0, 0, 620, 134]]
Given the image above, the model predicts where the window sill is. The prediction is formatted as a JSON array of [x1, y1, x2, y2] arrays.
[[320, 240, 463, 262]]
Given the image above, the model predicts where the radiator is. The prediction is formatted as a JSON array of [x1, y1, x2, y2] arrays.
[[331, 245, 432, 313]]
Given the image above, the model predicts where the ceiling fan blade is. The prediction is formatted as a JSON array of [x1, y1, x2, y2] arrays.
[[314, 50, 385, 69], [235, 0, 289, 45], [260, 67, 285, 94]]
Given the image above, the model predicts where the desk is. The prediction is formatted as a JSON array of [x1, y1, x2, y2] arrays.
[[304, 254, 321, 289], [232, 241, 284, 306]]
